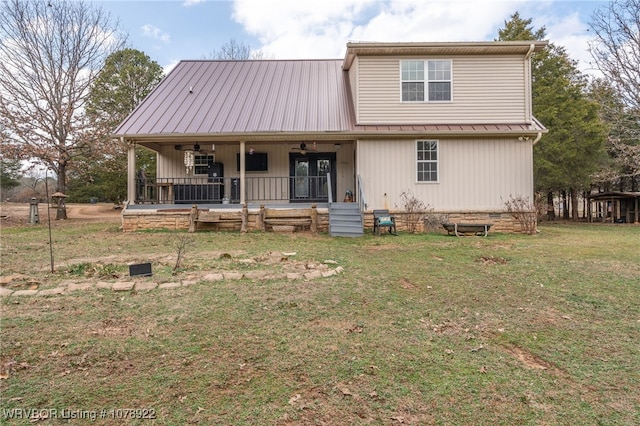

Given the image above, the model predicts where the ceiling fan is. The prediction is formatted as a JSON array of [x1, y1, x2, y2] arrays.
[[291, 142, 317, 155], [175, 144, 214, 154]]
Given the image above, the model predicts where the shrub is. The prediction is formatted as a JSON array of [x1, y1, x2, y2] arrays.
[[502, 194, 538, 235]]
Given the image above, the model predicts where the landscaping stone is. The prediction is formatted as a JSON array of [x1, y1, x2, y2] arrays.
[[12, 290, 39, 296], [38, 288, 65, 296], [67, 282, 94, 292], [96, 282, 113, 289], [158, 282, 181, 289], [112, 281, 134, 291], [223, 272, 243, 280], [304, 270, 323, 280], [134, 281, 158, 291], [0, 255, 346, 297], [244, 270, 269, 280], [202, 273, 224, 281]]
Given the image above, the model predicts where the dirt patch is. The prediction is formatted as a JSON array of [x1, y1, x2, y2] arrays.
[[1, 202, 120, 227], [503, 345, 551, 370], [475, 255, 509, 265]]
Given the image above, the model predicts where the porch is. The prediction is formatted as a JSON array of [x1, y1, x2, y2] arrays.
[[135, 175, 336, 205], [123, 173, 366, 237]]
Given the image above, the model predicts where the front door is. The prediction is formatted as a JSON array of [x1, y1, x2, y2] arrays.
[[289, 153, 336, 202]]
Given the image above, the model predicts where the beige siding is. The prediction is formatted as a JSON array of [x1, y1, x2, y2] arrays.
[[354, 55, 528, 124], [156, 142, 355, 202], [356, 138, 533, 211], [348, 56, 359, 124]]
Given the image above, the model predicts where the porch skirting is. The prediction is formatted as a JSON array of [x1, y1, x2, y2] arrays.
[[121, 204, 531, 234], [121, 205, 331, 233]]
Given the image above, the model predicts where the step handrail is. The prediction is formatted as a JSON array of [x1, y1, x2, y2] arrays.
[[357, 175, 367, 212]]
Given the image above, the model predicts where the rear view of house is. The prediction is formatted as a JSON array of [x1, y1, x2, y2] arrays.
[[113, 40, 547, 234]]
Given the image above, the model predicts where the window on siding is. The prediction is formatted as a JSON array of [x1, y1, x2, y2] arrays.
[[194, 154, 214, 175], [401, 60, 451, 102], [417, 140, 438, 182]]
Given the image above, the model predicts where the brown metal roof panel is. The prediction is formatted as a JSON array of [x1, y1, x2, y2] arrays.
[[113, 59, 356, 137], [150, 62, 209, 133]]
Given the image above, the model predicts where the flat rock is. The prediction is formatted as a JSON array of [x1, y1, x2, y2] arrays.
[[158, 282, 181, 289], [38, 288, 65, 296], [112, 282, 134, 291], [134, 281, 158, 291], [12, 290, 39, 296]]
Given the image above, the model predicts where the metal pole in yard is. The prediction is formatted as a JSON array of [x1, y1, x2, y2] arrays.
[[45, 169, 54, 273]]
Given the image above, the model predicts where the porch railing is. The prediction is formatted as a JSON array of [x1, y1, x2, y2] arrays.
[[135, 176, 331, 204]]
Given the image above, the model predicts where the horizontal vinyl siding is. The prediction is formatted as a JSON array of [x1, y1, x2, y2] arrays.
[[357, 138, 533, 211], [356, 56, 527, 124]]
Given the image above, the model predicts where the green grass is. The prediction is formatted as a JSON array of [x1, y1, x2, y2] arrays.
[[1, 222, 639, 425]]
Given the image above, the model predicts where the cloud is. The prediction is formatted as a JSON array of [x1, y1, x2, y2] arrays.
[[542, 12, 598, 74], [182, 0, 206, 7], [231, 0, 518, 58], [141, 24, 170, 43], [230, 0, 600, 75]]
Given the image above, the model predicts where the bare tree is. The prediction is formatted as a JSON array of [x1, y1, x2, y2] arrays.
[[589, 1, 640, 191], [208, 38, 268, 60], [589, 0, 640, 110], [0, 0, 125, 218]]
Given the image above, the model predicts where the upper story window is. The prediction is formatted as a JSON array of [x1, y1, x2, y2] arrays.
[[401, 60, 452, 102]]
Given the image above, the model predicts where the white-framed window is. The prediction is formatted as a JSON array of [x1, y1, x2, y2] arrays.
[[401, 60, 452, 102], [417, 140, 438, 182], [194, 154, 214, 175]]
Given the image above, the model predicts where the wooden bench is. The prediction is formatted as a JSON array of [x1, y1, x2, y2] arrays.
[[260, 205, 317, 233], [442, 223, 492, 237], [189, 205, 244, 232], [373, 209, 397, 235]]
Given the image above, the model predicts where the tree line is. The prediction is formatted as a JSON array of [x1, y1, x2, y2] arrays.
[[1, 0, 638, 220]]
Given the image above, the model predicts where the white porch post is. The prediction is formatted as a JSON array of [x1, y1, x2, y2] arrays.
[[239, 141, 246, 205], [126, 138, 136, 205]]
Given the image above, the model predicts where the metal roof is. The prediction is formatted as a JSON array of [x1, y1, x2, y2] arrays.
[[113, 52, 547, 143], [113, 59, 355, 139]]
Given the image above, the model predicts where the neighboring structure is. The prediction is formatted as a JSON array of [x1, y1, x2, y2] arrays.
[[587, 191, 639, 223], [113, 40, 548, 234]]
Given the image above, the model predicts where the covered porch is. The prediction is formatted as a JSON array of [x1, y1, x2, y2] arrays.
[[126, 140, 357, 207]]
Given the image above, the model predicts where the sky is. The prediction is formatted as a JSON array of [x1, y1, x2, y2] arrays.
[[100, 0, 607, 74]]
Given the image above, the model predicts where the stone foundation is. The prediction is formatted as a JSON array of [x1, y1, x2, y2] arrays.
[[122, 207, 331, 233], [364, 210, 533, 234], [122, 207, 532, 234]]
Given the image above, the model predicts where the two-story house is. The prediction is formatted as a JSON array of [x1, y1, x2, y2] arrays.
[[114, 40, 547, 234]]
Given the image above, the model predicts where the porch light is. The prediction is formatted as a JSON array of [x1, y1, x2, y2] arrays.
[[184, 149, 195, 174]]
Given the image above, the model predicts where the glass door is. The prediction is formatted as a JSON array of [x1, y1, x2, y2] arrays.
[[290, 153, 336, 202]]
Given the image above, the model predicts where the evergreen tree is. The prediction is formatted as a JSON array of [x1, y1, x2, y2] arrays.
[[497, 13, 607, 219], [0, 158, 22, 197]]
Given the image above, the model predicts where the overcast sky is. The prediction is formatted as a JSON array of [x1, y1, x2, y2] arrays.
[[100, 0, 606, 74]]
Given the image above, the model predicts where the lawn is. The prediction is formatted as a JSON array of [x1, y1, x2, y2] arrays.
[[1, 219, 639, 425]]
